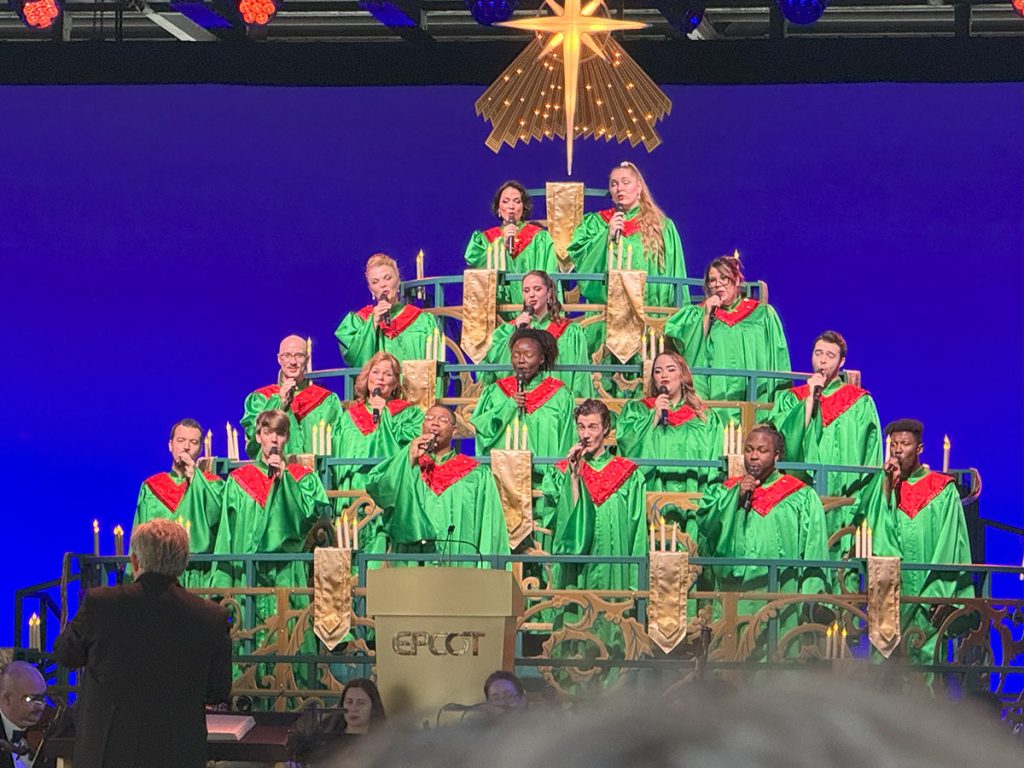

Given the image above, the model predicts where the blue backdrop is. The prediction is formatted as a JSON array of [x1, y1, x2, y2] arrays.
[[3, 82, 1022, 645]]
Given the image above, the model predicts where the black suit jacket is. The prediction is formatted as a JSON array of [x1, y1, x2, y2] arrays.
[[54, 573, 232, 768]]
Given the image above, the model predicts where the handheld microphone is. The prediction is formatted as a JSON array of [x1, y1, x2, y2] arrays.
[[811, 370, 824, 419], [657, 384, 670, 428], [611, 202, 624, 245], [267, 446, 281, 478], [371, 387, 382, 424], [379, 291, 391, 328], [518, 303, 535, 330], [739, 488, 754, 520], [516, 371, 528, 413], [504, 217, 516, 256], [425, 435, 439, 454]]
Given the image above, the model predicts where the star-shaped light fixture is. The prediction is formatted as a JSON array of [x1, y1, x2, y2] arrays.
[[498, 0, 647, 173]]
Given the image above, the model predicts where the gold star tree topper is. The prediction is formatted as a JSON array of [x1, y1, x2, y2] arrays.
[[476, 0, 671, 174]]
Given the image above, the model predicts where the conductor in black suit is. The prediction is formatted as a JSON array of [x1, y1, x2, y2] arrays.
[[55, 517, 232, 768]]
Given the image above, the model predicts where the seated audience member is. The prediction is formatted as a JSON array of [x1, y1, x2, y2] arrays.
[[241, 334, 342, 458], [303, 678, 386, 764], [334, 253, 440, 368], [132, 418, 224, 588], [366, 405, 511, 566], [483, 670, 528, 716]]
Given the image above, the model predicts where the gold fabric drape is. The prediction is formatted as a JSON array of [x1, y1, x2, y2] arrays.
[[605, 269, 646, 364], [403, 360, 438, 410], [490, 449, 534, 549], [867, 555, 901, 658], [460, 269, 498, 363], [546, 182, 584, 272], [313, 547, 352, 651], [648, 550, 690, 653]]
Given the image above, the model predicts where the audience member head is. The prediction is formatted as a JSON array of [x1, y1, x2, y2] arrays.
[[0, 662, 47, 729], [355, 352, 403, 403], [509, 328, 558, 382], [130, 518, 190, 580], [491, 181, 532, 223], [648, 351, 705, 418], [255, 409, 291, 462], [168, 418, 203, 472], [521, 270, 563, 322], [341, 678, 386, 735], [607, 161, 667, 265], [703, 254, 743, 307], [365, 253, 400, 303], [812, 330, 847, 381], [483, 671, 527, 714], [278, 335, 309, 383], [743, 424, 784, 479]]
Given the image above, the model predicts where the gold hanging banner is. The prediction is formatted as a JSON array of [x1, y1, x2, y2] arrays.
[[460, 269, 498, 363], [490, 449, 534, 550], [313, 547, 352, 651], [648, 549, 690, 653], [867, 555, 902, 659], [546, 182, 585, 271], [605, 269, 646, 364], [402, 360, 438, 411]]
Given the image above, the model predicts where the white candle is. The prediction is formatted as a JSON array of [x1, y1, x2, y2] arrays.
[[325, 424, 333, 454], [617, 237, 624, 270], [649, 523, 656, 552], [28, 614, 40, 651], [113, 525, 124, 558], [435, 329, 443, 362], [825, 625, 833, 659], [306, 336, 313, 373], [416, 249, 425, 281], [626, 244, 633, 271], [671, 524, 678, 552], [352, 516, 359, 550], [512, 415, 520, 451], [505, 426, 512, 451], [521, 423, 529, 452], [840, 627, 849, 658], [866, 527, 872, 557], [204, 430, 212, 459], [943, 434, 951, 473], [93, 519, 100, 556], [660, 517, 666, 552]]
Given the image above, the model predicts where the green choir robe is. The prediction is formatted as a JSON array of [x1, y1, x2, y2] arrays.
[[567, 207, 688, 307], [664, 298, 791, 406], [241, 380, 342, 459], [616, 399, 724, 533], [334, 302, 440, 368], [471, 375, 577, 537], [331, 398, 424, 563], [865, 468, 973, 665], [767, 379, 882, 551], [464, 223, 560, 308], [365, 449, 511, 566], [479, 316, 595, 399], [693, 472, 829, 657], [132, 469, 224, 589]]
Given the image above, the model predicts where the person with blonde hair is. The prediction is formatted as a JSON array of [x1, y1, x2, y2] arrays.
[[664, 253, 790, 405], [567, 161, 688, 307], [331, 352, 424, 563], [616, 351, 724, 529], [334, 253, 441, 368], [464, 181, 560, 310]]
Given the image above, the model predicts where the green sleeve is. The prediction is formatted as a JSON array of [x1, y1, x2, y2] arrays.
[[615, 401, 654, 469], [659, 218, 689, 303], [465, 230, 491, 268], [762, 305, 792, 399], [551, 469, 593, 556], [663, 304, 707, 364], [242, 390, 280, 459], [538, 465, 567, 529], [392, 405, 426, 446], [557, 322, 596, 398], [334, 311, 377, 369], [858, 396, 883, 467], [766, 390, 806, 462], [366, 451, 436, 543], [919, 484, 972, 600], [566, 213, 610, 303], [624, 470, 650, 560], [183, 472, 225, 553], [468, 467, 513, 557], [469, 383, 519, 454], [478, 323, 514, 388], [693, 482, 742, 557], [133, 483, 160, 527], [797, 487, 830, 594], [861, 471, 900, 558]]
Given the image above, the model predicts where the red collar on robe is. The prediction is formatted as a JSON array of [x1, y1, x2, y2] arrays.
[[790, 383, 868, 428], [555, 455, 638, 506], [724, 473, 805, 517], [144, 471, 222, 512], [897, 471, 954, 520], [504, 317, 570, 339], [496, 376, 564, 414], [354, 304, 423, 339], [253, 383, 332, 422], [482, 223, 543, 257], [701, 297, 759, 327], [598, 208, 641, 238], [639, 398, 699, 427], [231, 463, 312, 507], [417, 454, 478, 495], [347, 399, 413, 436]]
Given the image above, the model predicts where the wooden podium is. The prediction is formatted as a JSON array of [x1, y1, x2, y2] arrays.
[[367, 568, 523, 719]]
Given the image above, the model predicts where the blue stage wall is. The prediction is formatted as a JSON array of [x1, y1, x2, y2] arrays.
[[2, 82, 1022, 645]]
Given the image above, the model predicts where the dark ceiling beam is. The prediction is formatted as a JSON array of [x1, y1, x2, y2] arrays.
[[0, 36, 1020, 85]]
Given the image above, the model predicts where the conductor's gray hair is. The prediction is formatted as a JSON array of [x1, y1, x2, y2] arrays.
[[130, 518, 190, 578]]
